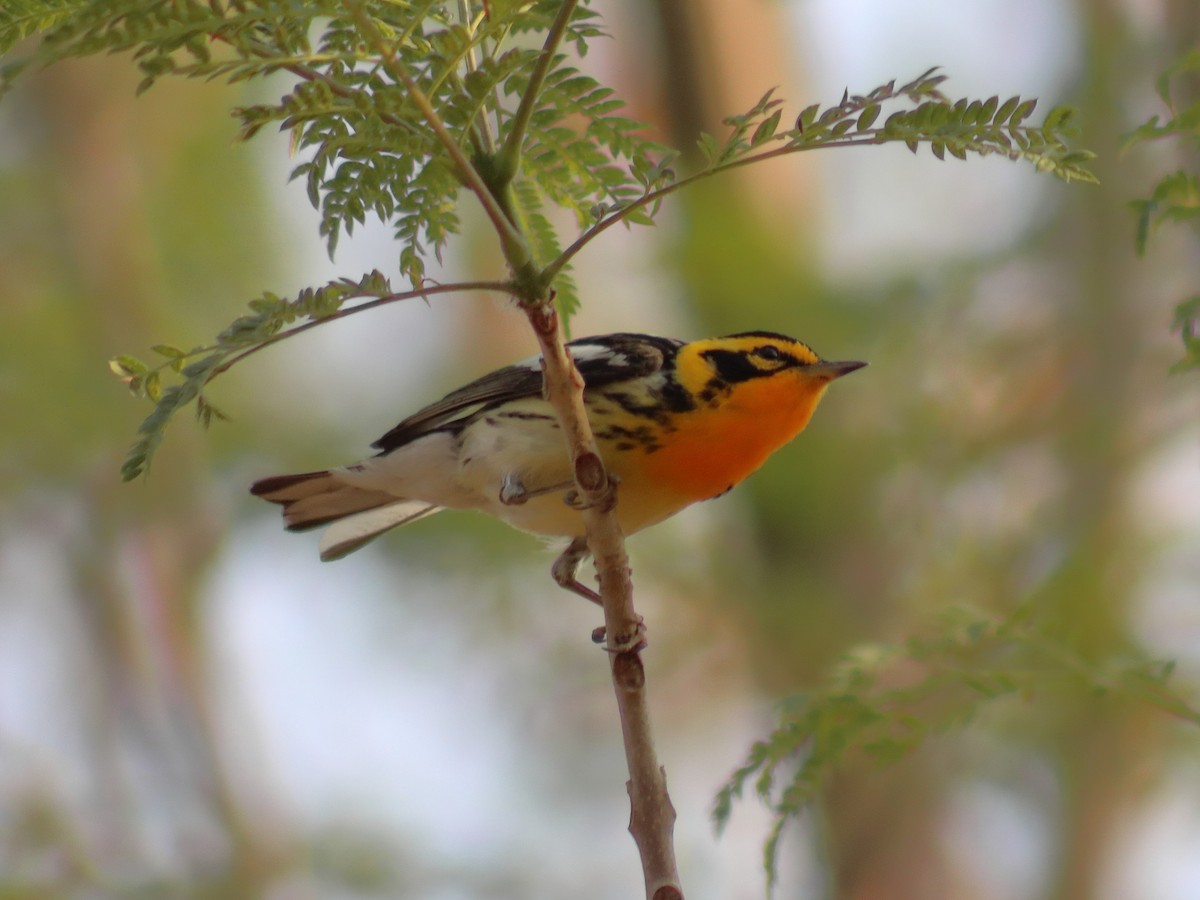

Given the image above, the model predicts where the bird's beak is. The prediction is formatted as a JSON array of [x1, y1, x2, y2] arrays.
[[808, 360, 867, 380]]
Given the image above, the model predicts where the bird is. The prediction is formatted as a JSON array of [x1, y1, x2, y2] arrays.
[[251, 331, 865, 605]]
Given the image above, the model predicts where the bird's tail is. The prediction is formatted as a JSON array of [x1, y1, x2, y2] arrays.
[[250, 470, 442, 560]]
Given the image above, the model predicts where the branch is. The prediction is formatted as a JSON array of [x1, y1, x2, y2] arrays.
[[324, 9, 682, 893], [546, 83, 1097, 281], [543, 141, 802, 282], [545, 131, 962, 281], [524, 304, 682, 899], [208, 279, 517, 379]]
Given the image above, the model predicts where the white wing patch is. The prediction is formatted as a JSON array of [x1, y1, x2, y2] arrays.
[[569, 343, 626, 366], [509, 342, 626, 371]]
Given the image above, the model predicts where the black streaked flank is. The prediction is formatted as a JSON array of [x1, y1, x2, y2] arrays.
[[653, 377, 697, 414], [594, 422, 661, 453], [496, 410, 555, 421], [600, 389, 676, 426]]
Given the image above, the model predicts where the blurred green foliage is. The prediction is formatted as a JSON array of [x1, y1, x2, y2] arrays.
[[1123, 46, 1200, 372]]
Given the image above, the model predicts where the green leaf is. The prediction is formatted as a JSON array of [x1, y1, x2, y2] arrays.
[[881, 109, 909, 136], [817, 105, 844, 126], [150, 344, 185, 360], [8, 10, 1099, 478], [0, 0, 85, 56], [1131, 198, 1152, 256], [196, 394, 230, 428], [1156, 47, 1200, 106], [979, 95, 998, 122], [109, 355, 148, 378], [796, 103, 820, 132], [1042, 105, 1075, 135], [993, 95, 1020, 124], [857, 102, 881, 131], [1010, 98, 1038, 124], [750, 108, 782, 146], [713, 601, 1200, 883], [1170, 295, 1200, 373], [144, 371, 162, 403]]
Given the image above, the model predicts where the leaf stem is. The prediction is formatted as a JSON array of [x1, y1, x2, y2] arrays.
[[544, 138, 814, 281], [543, 123, 1038, 281], [209, 279, 517, 380], [495, 0, 580, 185]]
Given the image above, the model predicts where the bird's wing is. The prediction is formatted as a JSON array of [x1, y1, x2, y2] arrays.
[[371, 333, 682, 453]]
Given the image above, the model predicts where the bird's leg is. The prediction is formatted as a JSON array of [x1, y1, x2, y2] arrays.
[[526, 476, 637, 646], [552, 535, 645, 647], [499, 472, 574, 506], [552, 536, 601, 604], [552, 536, 614, 644]]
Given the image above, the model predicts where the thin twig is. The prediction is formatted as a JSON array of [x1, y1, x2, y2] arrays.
[[543, 132, 898, 282], [497, 0, 580, 176], [208, 280, 517, 379]]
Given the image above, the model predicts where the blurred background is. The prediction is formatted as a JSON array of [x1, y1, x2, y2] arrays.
[[1, 0, 1198, 897]]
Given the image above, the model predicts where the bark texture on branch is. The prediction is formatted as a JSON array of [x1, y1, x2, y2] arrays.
[[524, 303, 682, 898]]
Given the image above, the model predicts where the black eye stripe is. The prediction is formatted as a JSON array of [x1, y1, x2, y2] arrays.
[[700, 349, 760, 383]]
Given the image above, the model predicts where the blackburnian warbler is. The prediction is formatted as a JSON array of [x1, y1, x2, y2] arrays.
[[251, 331, 864, 602]]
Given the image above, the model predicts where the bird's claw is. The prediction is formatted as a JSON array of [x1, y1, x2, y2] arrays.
[[592, 615, 647, 652], [563, 473, 621, 511]]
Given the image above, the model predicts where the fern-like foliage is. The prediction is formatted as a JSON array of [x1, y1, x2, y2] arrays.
[[2, 5, 1099, 478], [543, 68, 1096, 281], [1123, 47, 1200, 373], [0, 0, 86, 53], [1, 0, 667, 288], [711, 604, 1200, 889], [510, 175, 581, 322], [698, 68, 1097, 180], [106, 270, 514, 479]]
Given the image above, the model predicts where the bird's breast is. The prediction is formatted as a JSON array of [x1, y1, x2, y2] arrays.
[[621, 376, 830, 504]]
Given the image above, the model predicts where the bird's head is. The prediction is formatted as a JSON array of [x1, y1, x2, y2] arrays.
[[675, 331, 866, 411]]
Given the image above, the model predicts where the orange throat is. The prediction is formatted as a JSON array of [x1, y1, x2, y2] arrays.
[[635, 375, 831, 503]]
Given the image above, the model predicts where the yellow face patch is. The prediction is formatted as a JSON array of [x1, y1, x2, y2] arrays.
[[673, 333, 822, 401]]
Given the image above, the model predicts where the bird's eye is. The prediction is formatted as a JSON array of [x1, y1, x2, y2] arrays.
[[756, 345, 783, 362]]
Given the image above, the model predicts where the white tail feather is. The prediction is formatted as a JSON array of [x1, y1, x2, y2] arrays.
[[318, 500, 443, 561]]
